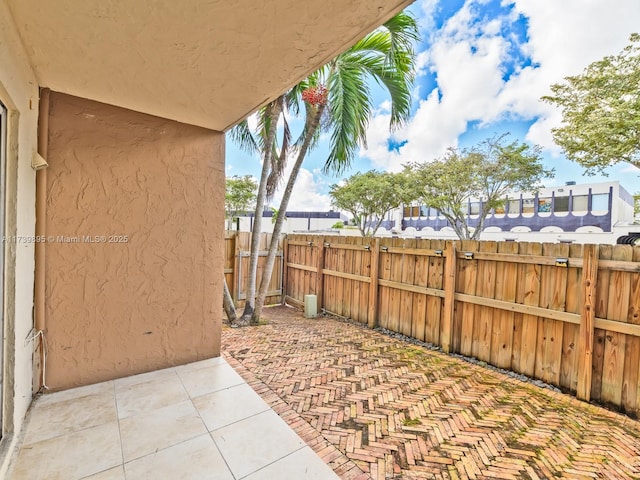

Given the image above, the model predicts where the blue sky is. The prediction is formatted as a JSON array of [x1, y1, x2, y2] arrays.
[[226, 0, 640, 211]]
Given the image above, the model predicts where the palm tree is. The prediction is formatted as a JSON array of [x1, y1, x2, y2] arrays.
[[231, 12, 418, 325]]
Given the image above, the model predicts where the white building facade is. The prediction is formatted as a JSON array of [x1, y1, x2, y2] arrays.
[[379, 181, 639, 244]]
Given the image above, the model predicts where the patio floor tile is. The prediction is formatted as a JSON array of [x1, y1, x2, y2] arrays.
[[193, 383, 270, 431], [123, 434, 233, 480], [211, 409, 308, 479], [119, 400, 207, 462], [10, 422, 122, 480], [23, 389, 116, 445], [176, 360, 245, 398], [8, 355, 339, 479], [243, 446, 342, 480], [115, 371, 188, 418]]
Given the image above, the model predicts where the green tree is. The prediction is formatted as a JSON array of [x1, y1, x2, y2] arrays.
[[330, 171, 409, 237], [543, 34, 640, 174], [230, 12, 418, 325], [225, 175, 257, 230], [406, 135, 553, 240]]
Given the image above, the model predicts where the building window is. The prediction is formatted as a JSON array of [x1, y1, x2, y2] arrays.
[[554, 196, 569, 212], [403, 206, 411, 218], [522, 198, 535, 214], [573, 195, 588, 212], [508, 200, 520, 214], [469, 202, 480, 215], [537, 198, 552, 213], [592, 193, 608, 212]]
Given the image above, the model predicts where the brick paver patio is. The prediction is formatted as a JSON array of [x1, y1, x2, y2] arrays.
[[221, 305, 640, 479]]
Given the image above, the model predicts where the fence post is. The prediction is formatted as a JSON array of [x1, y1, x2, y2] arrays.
[[281, 235, 289, 304], [232, 232, 241, 304], [441, 241, 457, 353], [316, 236, 326, 311], [368, 237, 380, 329], [576, 244, 599, 401]]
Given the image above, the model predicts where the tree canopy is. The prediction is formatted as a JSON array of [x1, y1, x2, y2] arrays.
[[330, 170, 410, 237], [225, 175, 257, 230], [405, 136, 553, 240], [543, 33, 640, 174]]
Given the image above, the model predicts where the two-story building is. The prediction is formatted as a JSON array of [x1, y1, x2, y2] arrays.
[[380, 181, 639, 244]]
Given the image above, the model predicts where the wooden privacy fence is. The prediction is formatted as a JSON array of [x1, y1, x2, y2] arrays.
[[283, 234, 640, 415], [224, 231, 284, 309]]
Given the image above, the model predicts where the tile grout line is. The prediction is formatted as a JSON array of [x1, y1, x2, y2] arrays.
[[235, 444, 309, 480], [112, 379, 127, 479]]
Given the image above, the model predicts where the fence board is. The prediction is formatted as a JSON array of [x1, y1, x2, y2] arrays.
[[459, 240, 479, 356], [367, 239, 379, 328], [628, 247, 640, 414], [387, 238, 404, 332], [426, 239, 444, 345], [591, 245, 612, 401], [400, 238, 417, 336], [325, 240, 338, 314], [378, 239, 392, 330], [560, 243, 583, 393], [576, 244, 598, 401], [473, 241, 498, 362], [516, 242, 543, 377], [601, 245, 633, 405], [412, 238, 430, 341], [342, 236, 354, 319], [441, 242, 456, 353], [538, 243, 569, 385], [452, 240, 464, 353], [491, 241, 518, 369]]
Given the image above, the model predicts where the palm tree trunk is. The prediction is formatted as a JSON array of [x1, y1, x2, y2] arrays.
[[235, 101, 282, 327], [253, 105, 325, 322], [222, 276, 237, 323]]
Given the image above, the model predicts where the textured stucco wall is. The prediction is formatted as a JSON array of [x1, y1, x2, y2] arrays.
[[45, 92, 222, 390], [0, 2, 39, 475]]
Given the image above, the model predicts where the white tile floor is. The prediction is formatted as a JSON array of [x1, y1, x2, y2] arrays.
[[8, 357, 339, 480]]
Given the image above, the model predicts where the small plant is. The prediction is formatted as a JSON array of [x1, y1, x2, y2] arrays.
[[403, 418, 421, 426], [331, 221, 344, 229]]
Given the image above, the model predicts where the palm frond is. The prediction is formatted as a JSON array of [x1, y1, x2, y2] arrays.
[[324, 61, 372, 174], [228, 119, 259, 154]]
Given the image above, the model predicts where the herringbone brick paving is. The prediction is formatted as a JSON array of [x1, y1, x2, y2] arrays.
[[221, 305, 640, 479]]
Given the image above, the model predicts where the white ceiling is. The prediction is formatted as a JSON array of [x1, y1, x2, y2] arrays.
[[6, 0, 414, 131]]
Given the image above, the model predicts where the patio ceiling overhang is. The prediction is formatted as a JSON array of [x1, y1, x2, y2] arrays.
[[6, 0, 414, 131]]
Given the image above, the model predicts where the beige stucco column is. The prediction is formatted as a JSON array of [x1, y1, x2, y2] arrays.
[[41, 92, 223, 390]]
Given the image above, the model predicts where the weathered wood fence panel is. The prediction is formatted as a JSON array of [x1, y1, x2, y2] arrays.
[[281, 234, 640, 414], [223, 231, 283, 309]]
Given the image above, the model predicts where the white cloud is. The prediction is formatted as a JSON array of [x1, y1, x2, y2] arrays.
[[359, 0, 640, 170], [269, 153, 333, 211]]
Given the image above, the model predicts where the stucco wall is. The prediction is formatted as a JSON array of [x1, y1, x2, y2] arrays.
[[44, 92, 223, 390], [0, 2, 39, 475]]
